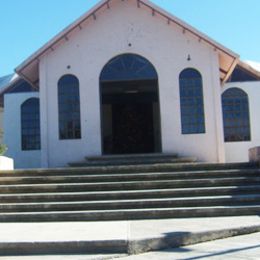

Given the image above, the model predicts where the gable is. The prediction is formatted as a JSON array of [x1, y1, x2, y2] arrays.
[[229, 66, 260, 82], [15, 0, 239, 86], [0, 78, 36, 107], [228, 61, 260, 82]]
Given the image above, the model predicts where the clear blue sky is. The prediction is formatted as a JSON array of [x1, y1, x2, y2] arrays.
[[1, 0, 260, 76]]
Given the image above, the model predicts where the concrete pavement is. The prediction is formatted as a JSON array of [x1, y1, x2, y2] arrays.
[[118, 231, 260, 259], [1, 216, 260, 243], [0, 216, 260, 256], [1, 231, 260, 259]]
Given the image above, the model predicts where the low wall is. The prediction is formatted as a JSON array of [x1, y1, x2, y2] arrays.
[[0, 156, 14, 170]]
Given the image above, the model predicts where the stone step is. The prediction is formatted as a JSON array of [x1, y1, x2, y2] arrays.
[[86, 153, 179, 163], [0, 162, 256, 177], [82, 156, 191, 166], [0, 169, 260, 184], [69, 157, 197, 167], [86, 153, 178, 161], [0, 205, 260, 222], [1, 177, 260, 194], [0, 162, 258, 223], [1, 185, 260, 203], [1, 195, 260, 213]]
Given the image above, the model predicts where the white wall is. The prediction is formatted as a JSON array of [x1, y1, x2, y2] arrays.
[[3, 92, 41, 169], [0, 107, 3, 144], [223, 81, 260, 162], [39, 0, 224, 167]]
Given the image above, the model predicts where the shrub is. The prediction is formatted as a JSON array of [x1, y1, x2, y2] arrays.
[[0, 144, 7, 156]]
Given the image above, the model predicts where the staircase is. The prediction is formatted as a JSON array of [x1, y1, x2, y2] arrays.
[[0, 155, 260, 222]]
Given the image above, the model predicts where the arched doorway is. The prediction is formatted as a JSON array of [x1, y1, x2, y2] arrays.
[[100, 54, 161, 155]]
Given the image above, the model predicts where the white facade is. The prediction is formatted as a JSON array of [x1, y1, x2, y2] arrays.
[[4, 92, 41, 169], [0, 107, 4, 144], [3, 0, 260, 169], [38, 0, 224, 168], [223, 81, 260, 162]]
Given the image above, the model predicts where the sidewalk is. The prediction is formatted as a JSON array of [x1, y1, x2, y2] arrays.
[[0, 216, 259, 256], [118, 231, 260, 259]]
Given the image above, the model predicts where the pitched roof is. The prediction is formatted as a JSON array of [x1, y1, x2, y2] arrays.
[[243, 60, 260, 74], [15, 0, 239, 86], [0, 74, 19, 94]]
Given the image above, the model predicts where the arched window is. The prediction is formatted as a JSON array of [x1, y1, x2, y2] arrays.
[[58, 75, 81, 139], [100, 53, 158, 82], [179, 68, 205, 134], [21, 98, 41, 150], [222, 88, 251, 142]]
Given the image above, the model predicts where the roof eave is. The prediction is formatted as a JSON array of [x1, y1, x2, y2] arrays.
[[15, 0, 239, 84], [238, 60, 260, 79], [15, 0, 109, 73], [0, 74, 21, 96], [140, 0, 239, 59]]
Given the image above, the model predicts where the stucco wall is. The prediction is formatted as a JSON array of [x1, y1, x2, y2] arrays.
[[223, 81, 260, 162], [39, 0, 224, 167], [0, 107, 3, 144], [3, 92, 41, 169]]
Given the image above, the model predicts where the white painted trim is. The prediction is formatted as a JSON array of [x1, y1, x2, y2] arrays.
[[40, 56, 49, 168]]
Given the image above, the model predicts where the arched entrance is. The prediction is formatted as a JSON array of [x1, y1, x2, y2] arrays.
[[100, 54, 161, 155]]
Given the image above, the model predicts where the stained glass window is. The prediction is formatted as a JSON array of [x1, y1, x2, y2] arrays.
[[100, 54, 158, 82], [179, 68, 205, 134], [58, 75, 81, 139], [222, 88, 251, 142], [21, 98, 41, 150]]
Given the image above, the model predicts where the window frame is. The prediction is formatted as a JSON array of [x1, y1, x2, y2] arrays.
[[21, 97, 41, 151], [222, 87, 251, 142], [179, 68, 206, 135], [100, 53, 158, 82], [58, 74, 81, 140]]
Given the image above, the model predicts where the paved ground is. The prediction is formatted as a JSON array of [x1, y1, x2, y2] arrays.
[[0, 216, 260, 259], [1, 232, 260, 259], [0, 216, 260, 242], [118, 231, 260, 260]]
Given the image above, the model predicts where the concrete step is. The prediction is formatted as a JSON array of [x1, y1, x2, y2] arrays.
[[1, 185, 260, 203], [69, 157, 197, 167], [1, 195, 260, 213], [0, 162, 256, 177], [86, 153, 181, 165], [0, 169, 260, 185], [86, 153, 178, 161], [1, 177, 260, 194], [83, 155, 191, 166], [0, 205, 260, 222], [0, 161, 259, 223]]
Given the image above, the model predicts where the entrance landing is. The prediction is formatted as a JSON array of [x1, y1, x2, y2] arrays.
[[87, 153, 178, 160], [69, 153, 196, 167]]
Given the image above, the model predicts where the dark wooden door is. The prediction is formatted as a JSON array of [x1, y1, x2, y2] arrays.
[[112, 103, 154, 154]]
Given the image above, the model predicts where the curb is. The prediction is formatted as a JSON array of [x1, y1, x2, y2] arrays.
[[128, 225, 260, 255], [0, 225, 260, 256], [0, 240, 127, 256]]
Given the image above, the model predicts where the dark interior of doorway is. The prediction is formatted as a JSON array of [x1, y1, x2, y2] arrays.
[[101, 80, 160, 155]]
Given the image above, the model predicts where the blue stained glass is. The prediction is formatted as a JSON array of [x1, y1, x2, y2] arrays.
[[21, 98, 41, 150], [58, 75, 81, 140], [100, 54, 158, 82], [179, 68, 205, 134], [222, 88, 251, 142]]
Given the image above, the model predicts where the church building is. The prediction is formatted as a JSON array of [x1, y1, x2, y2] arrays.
[[1, 0, 260, 169]]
